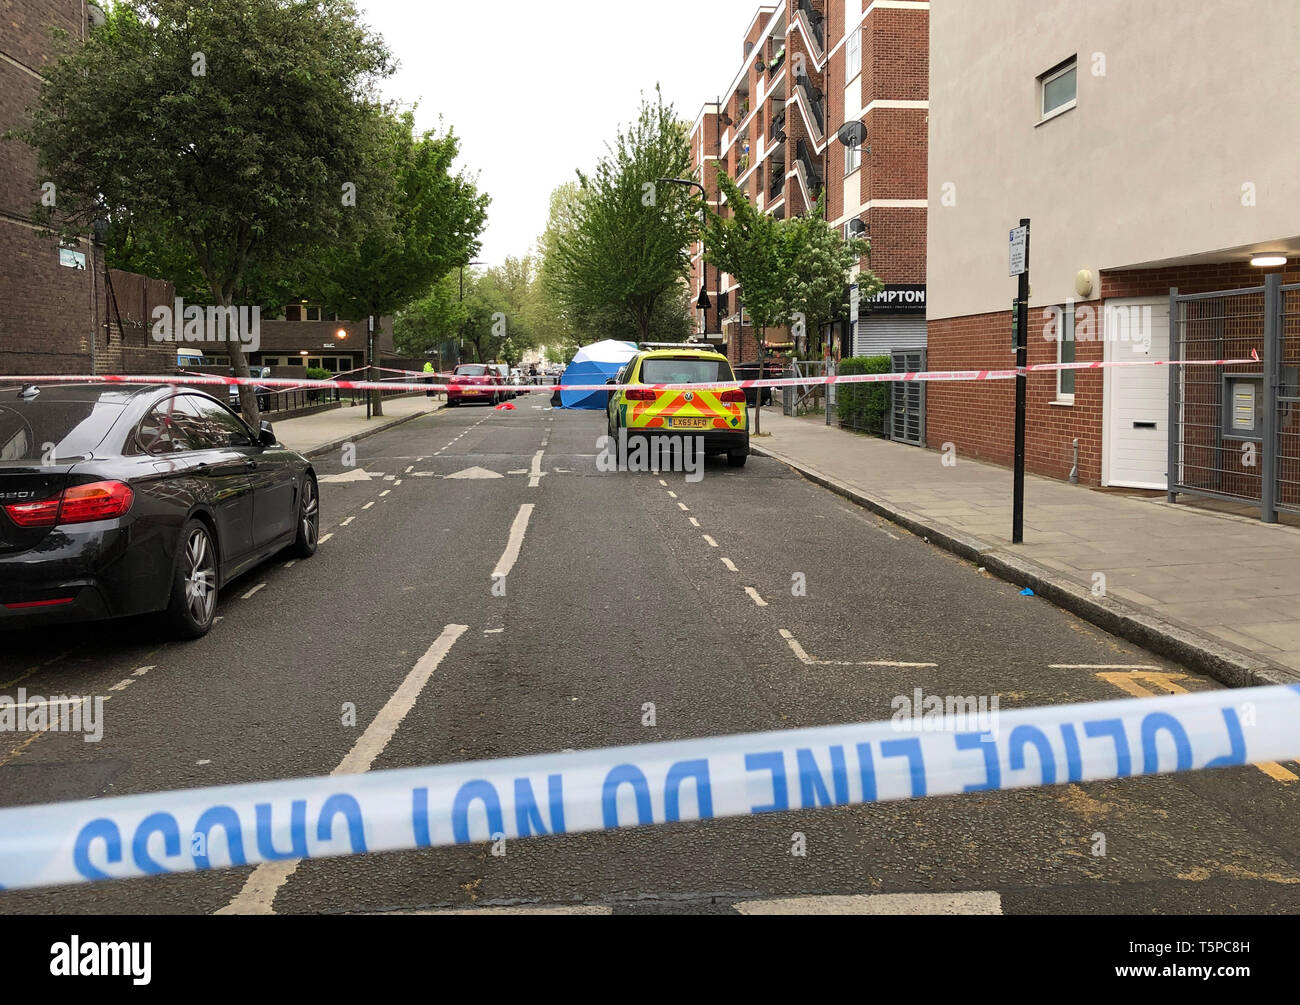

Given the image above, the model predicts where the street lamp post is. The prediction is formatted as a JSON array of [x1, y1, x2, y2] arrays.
[[656, 177, 712, 336]]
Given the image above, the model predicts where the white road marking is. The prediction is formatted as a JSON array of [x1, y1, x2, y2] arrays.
[[658, 479, 667, 487], [196, 759, 211, 766], [318, 469, 374, 484], [493, 503, 536, 579], [131, 665, 156, 677], [735, 892, 1002, 916], [721, 557, 738, 572], [446, 466, 503, 480], [217, 623, 470, 915], [528, 450, 546, 488], [779, 628, 937, 668], [688, 517, 701, 528], [745, 587, 768, 607], [667, 491, 678, 499], [283, 562, 295, 570], [340, 517, 354, 527], [677, 502, 689, 512], [702, 535, 718, 548], [484, 628, 504, 635], [379, 490, 391, 497], [394, 480, 403, 487], [108, 679, 134, 692], [242, 583, 267, 600], [384, 475, 396, 481], [4, 697, 88, 709], [319, 533, 334, 544], [362, 502, 375, 510], [405, 465, 414, 474]]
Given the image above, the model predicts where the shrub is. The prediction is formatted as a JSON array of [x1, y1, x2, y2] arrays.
[[304, 367, 332, 402], [836, 355, 891, 435]]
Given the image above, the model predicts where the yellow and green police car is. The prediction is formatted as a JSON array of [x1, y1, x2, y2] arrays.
[[605, 344, 750, 467]]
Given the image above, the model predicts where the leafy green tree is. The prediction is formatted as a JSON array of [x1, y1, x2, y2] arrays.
[[704, 173, 788, 342], [781, 192, 877, 354], [313, 111, 489, 415], [19, 0, 395, 422], [393, 270, 467, 364], [547, 88, 698, 343]]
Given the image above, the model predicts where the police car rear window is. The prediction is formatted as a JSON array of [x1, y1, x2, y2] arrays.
[[638, 358, 734, 385]]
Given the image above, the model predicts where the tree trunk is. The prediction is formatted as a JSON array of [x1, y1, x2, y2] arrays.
[[370, 311, 383, 418], [215, 286, 259, 428], [754, 324, 764, 436]]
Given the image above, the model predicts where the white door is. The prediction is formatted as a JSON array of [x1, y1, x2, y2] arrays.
[[1103, 296, 1171, 488]]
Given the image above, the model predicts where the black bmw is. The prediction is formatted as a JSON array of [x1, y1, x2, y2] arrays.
[[0, 383, 318, 638]]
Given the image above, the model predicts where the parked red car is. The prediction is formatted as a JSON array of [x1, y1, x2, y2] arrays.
[[446, 363, 506, 406]]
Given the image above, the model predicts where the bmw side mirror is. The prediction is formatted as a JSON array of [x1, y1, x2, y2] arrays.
[[258, 420, 276, 448]]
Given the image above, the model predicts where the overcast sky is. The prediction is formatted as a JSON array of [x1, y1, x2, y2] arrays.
[[358, 0, 767, 267]]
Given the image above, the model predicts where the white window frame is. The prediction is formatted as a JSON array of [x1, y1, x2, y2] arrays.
[[1055, 303, 1076, 405], [846, 30, 862, 82], [1038, 57, 1077, 124], [845, 140, 862, 176]]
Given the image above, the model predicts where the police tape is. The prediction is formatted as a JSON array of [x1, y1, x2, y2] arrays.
[[2, 354, 1259, 398], [0, 684, 1296, 891]]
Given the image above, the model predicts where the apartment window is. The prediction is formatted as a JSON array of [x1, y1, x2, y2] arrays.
[[845, 139, 862, 176], [846, 30, 862, 81], [1056, 304, 1076, 403], [1039, 57, 1077, 121]]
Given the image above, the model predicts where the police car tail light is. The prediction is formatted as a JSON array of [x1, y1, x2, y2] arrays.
[[626, 389, 657, 401], [720, 389, 747, 402]]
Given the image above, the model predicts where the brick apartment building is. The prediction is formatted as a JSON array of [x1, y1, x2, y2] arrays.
[[0, 2, 398, 381], [688, 1, 929, 366], [927, 0, 1300, 488], [0, 1, 178, 376]]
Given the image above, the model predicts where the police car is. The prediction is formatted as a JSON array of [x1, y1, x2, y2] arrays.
[[605, 343, 749, 467]]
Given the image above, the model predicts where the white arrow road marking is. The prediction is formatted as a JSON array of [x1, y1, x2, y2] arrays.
[[446, 466, 504, 480], [217, 623, 470, 915], [318, 469, 378, 484], [779, 629, 937, 668]]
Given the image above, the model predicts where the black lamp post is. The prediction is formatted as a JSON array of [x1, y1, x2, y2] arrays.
[[656, 177, 712, 337]]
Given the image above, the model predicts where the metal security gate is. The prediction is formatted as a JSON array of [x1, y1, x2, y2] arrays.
[[1167, 275, 1300, 522], [890, 349, 925, 445]]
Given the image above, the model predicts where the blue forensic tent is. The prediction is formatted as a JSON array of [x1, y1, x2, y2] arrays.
[[558, 339, 639, 410]]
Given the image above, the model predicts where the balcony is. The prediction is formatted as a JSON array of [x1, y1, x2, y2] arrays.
[[795, 70, 825, 138], [769, 162, 785, 200], [770, 109, 786, 144], [768, 46, 786, 77], [795, 139, 822, 197], [796, 0, 825, 56]]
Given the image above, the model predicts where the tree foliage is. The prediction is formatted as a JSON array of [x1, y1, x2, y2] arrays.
[[544, 88, 698, 344], [18, 0, 396, 421]]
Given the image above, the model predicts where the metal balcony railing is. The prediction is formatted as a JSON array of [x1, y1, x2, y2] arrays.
[[769, 164, 785, 200], [796, 139, 823, 196], [770, 109, 786, 143], [795, 70, 825, 137], [797, 0, 826, 55]]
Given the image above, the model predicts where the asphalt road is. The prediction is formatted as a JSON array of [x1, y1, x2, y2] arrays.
[[3, 390, 1300, 915]]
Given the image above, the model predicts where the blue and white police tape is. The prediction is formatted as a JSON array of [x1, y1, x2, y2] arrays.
[[1, 685, 1296, 890]]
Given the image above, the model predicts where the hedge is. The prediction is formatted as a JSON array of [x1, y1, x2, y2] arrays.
[[836, 355, 891, 435]]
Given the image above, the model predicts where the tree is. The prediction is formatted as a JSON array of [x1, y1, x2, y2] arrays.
[[781, 192, 876, 354], [20, 0, 395, 423], [313, 111, 489, 415], [393, 270, 466, 365], [547, 88, 698, 343]]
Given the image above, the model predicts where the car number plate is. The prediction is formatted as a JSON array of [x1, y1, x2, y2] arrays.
[[671, 417, 708, 429], [463, 389, 479, 394]]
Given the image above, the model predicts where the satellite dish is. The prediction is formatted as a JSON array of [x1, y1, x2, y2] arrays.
[[837, 120, 867, 147]]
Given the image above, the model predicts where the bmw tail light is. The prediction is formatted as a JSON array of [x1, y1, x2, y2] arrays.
[[720, 389, 747, 402], [626, 389, 657, 401], [57, 481, 135, 524], [3, 497, 61, 528], [2, 481, 133, 528]]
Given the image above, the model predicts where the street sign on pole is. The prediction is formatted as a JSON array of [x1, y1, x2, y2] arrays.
[[1009, 226, 1028, 277], [1011, 220, 1030, 544]]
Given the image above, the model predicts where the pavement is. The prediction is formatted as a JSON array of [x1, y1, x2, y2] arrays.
[[2, 389, 1299, 914], [273, 392, 444, 458], [753, 409, 1300, 690]]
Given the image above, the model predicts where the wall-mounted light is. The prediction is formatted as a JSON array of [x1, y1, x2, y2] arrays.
[[336, 328, 348, 340], [299, 350, 309, 356], [1250, 254, 1287, 267]]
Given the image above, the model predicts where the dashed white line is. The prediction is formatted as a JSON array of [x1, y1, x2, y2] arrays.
[[667, 491, 678, 499], [242, 583, 267, 600], [528, 450, 546, 488], [688, 517, 701, 528], [380, 490, 391, 498], [319, 533, 334, 544], [340, 517, 354, 527], [363, 502, 375, 510], [494, 503, 536, 578], [744, 587, 768, 607], [677, 502, 689, 512], [405, 465, 414, 474], [721, 557, 738, 572], [702, 534, 718, 548]]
